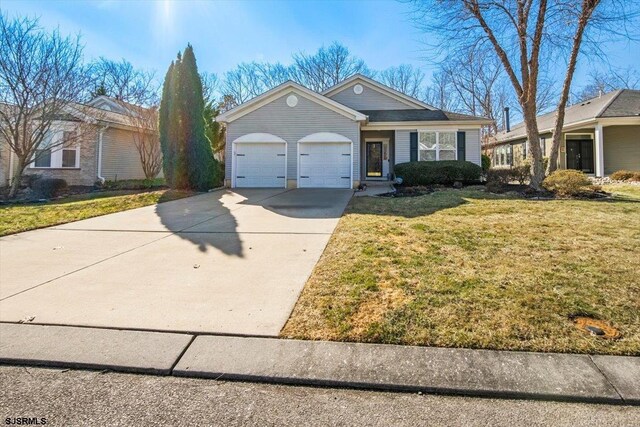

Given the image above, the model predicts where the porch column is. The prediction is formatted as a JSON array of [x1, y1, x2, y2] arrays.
[[594, 123, 604, 177]]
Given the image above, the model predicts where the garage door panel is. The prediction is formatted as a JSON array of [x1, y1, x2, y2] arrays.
[[299, 142, 351, 189], [235, 143, 286, 188]]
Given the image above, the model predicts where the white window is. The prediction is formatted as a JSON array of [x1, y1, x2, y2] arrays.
[[30, 131, 80, 169], [418, 131, 457, 161]]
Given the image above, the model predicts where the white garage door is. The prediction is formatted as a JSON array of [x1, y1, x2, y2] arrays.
[[235, 143, 286, 188], [299, 142, 351, 188]]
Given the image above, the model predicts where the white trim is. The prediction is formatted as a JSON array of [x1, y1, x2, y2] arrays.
[[364, 137, 390, 180], [298, 132, 352, 143], [217, 81, 367, 123], [231, 140, 287, 189], [563, 131, 596, 173], [362, 122, 488, 131], [418, 129, 458, 161], [233, 133, 287, 144], [322, 74, 436, 110], [594, 124, 604, 178], [97, 125, 109, 183]]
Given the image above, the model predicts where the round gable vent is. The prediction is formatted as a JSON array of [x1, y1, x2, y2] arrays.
[[286, 94, 298, 107], [353, 84, 364, 95]]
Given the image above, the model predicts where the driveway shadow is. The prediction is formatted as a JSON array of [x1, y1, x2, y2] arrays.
[[154, 190, 243, 257], [234, 188, 353, 219]]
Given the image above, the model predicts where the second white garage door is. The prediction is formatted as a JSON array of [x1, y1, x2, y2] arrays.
[[298, 142, 351, 188], [235, 143, 286, 188]]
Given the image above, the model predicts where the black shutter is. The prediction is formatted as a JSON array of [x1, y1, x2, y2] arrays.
[[457, 131, 466, 161], [410, 132, 418, 162]]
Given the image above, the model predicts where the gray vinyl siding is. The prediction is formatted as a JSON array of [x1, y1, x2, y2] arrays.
[[603, 125, 640, 174], [328, 84, 418, 111], [461, 128, 481, 166], [226, 91, 361, 183], [395, 130, 411, 164], [394, 129, 482, 166], [101, 127, 148, 180]]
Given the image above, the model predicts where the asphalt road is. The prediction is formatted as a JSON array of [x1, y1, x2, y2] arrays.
[[1, 366, 639, 427]]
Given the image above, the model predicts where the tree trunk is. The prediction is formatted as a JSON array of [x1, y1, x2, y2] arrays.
[[8, 156, 25, 199], [523, 104, 545, 189]]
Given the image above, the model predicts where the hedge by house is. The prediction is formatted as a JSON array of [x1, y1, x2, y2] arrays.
[[394, 160, 482, 186]]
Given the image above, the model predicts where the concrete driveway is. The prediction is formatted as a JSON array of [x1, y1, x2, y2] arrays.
[[0, 188, 352, 336]]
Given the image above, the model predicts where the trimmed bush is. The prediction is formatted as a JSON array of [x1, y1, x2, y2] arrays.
[[486, 168, 513, 186], [481, 154, 491, 171], [32, 178, 67, 198], [394, 160, 482, 186], [610, 170, 640, 182], [542, 170, 593, 197], [100, 178, 166, 190]]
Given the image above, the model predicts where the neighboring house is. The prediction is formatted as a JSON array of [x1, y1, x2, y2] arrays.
[[216, 74, 491, 189], [488, 89, 640, 176], [0, 96, 160, 187]]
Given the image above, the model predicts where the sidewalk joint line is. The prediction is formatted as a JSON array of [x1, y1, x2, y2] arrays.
[[170, 334, 197, 374], [587, 354, 625, 403]]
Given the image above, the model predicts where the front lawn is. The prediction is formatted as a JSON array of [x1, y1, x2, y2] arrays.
[[0, 189, 195, 236], [282, 185, 640, 355]]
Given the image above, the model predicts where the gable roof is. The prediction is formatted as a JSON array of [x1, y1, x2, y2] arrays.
[[361, 109, 490, 123], [496, 89, 640, 142], [322, 74, 436, 110], [216, 80, 367, 123]]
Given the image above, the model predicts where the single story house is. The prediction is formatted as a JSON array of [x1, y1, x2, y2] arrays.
[[0, 96, 160, 187], [216, 74, 491, 189], [488, 89, 640, 176]]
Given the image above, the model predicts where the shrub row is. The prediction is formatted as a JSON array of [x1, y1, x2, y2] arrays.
[[394, 160, 482, 186], [610, 170, 640, 182], [31, 178, 67, 198]]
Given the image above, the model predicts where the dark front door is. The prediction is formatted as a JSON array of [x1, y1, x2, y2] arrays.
[[366, 141, 383, 177], [566, 139, 594, 174]]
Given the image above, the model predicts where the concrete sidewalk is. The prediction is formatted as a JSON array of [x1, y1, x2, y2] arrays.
[[1, 322, 638, 405]]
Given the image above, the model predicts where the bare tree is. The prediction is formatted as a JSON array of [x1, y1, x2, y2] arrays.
[[200, 72, 220, 105], [574, 66, 640, 102], [379, 64, 425, 98], [423, 70, 461, 111], [0, 15, 92, 198], [125, 105, 162, 179], [88, 57, 158, 106], [290, 42, 374, 92], [410, 0, 635, 188]]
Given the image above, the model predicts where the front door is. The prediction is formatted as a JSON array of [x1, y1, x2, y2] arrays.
[[566, 139, 594, 174], [366, 141, 383, 178]]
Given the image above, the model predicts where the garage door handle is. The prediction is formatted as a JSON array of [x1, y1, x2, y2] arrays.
[[300, 153, 309, 156], [236, 176, 245, 178], [236, 154, 245, 156], [277, 154, 285, 156], [300, 176, 309, 178], [341, 176, 350, 179], [342, 154, 351, 156], [277, 176, 285, 178]]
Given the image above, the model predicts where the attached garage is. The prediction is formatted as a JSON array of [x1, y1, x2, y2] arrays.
[[233, 133, 287, 188], [298, 133, 352, 188]]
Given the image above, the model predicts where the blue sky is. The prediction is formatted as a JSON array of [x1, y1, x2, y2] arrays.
[[2, 0, 638, 86]]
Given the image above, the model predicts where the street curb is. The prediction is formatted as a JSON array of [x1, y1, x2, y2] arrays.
[[1, 323, 638, 405]]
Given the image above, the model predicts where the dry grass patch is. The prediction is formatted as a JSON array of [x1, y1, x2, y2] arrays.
[[0, 189, 195, 236], [282, 186, 640, 355]]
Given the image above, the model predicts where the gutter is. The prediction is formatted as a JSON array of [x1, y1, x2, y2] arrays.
[[97, 125, 109, 183]]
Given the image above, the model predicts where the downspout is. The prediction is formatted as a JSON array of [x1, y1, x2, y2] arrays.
[[97, 125, 109, 183], [8, 148, 14, 186]]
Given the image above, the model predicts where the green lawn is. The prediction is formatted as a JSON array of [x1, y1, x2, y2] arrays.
[[0, 189, 195, 236], [282, 184, 640, 355]]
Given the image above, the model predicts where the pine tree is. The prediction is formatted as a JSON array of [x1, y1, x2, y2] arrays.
[[180, 44, 217, 190], [159, 45, 218, 190], [159, 61, 176, 187]]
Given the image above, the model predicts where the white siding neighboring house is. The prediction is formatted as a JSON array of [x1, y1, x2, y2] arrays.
[[0, 96, 160, 187], [217, 74, 491, 189]]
